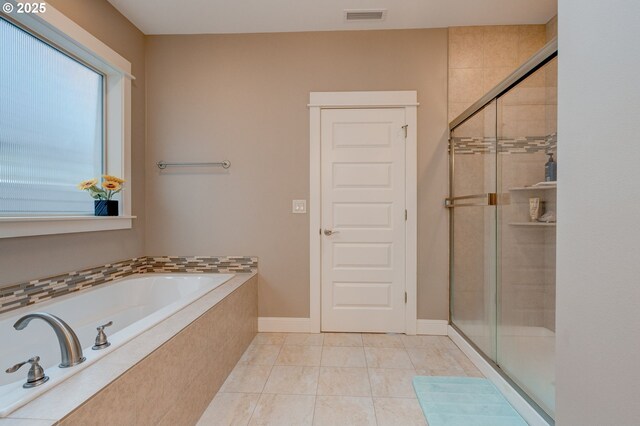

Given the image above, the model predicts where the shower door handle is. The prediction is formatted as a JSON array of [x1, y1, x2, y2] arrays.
[[445, 193, 497, 208]]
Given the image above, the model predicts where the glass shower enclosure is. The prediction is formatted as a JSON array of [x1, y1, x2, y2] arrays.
[[448, 40, 557, 421]]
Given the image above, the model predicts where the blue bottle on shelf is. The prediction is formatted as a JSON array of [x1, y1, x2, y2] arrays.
[[545, 153, 557, 182]]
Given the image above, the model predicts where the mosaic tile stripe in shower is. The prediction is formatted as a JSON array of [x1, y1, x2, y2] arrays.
[[0, 256, 258, 316], [452, 135, 557, 155]]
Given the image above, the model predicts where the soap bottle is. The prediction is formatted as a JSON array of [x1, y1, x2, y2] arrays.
[[545, 153, 557, 182]]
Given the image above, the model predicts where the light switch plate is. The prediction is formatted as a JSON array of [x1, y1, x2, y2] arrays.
[[292, 200, 307, 214]]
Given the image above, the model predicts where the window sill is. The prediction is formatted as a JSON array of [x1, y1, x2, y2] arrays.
[[0, 215, 136, 239]]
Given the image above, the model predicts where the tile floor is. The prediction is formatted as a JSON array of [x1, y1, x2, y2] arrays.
[[197, 332, 483, 426]]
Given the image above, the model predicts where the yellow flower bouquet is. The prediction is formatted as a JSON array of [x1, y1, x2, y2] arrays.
[[78, 175, 125, 200], [78, 175, 125, 216]]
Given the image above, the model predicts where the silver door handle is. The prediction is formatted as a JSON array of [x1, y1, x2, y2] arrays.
[[323, 229, 340, 236]]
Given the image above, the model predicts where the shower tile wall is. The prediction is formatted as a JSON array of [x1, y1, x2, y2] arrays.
[[450, 106, 497, 357], [498, 61, 557, 333], [448, 24, 557, 335], [448, 25, 547, 122]]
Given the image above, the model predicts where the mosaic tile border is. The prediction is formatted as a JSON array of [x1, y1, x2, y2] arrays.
[[0, 256, 258, 316], [452, 134, 557, 155], [145, 256, 257, 274]]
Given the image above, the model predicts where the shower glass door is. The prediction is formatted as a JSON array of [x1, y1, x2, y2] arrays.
[[496, 58, 557, 417], [449, 101, 497, 361], [449, 52, 557, 422]]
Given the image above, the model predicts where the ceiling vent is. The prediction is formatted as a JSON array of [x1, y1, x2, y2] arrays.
[[344, 9, 387, 22]]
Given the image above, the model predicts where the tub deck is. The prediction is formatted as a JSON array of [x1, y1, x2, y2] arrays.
[[1, 272, 256, 425]]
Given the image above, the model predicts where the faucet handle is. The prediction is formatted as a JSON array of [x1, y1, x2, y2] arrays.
[[93, 321, 113, 350], [6, 356, 49, 388], [96, 321, 113, 332], [6, 355, 40, 373]]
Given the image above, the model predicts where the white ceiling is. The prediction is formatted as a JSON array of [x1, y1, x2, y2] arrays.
[[107, 0, 557, 35]]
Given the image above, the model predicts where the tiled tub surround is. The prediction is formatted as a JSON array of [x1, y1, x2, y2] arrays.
[[0, 273, 234, 415], [0, 256, 257, 316], [2, 273, 257, 425]]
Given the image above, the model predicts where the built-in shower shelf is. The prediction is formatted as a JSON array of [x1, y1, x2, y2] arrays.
[[509, 222, 556, 227], [509, 185, 557, 191]]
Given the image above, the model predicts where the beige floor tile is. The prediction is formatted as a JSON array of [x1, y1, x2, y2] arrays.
[[252, 333, 287, 346], [197, 392, 260, 426], [321, 346, 366, 367], [249, 394, 315, 426], [239, 344, 281, 366], [263, 366, 319, 395], [313, 396, 376, 426], [275, 345, 322, 366], [220, 365, 272, 393], [415, 367, 483, 378], [401, 335, 457, 350], [284, 333, 324, 346], [373, 397, 427, 426], [462, 367, 484, 377], [406, 347, 461, 371], [364, 347, 413, 369], [317, 367, 371, 397], [448, 349, 481, 372], [209, 334, 480, 426], [362, 333, 404, 348], [368, 368, 417, 398], [323, 333, 363, 347], [407, 346, 480, 374]]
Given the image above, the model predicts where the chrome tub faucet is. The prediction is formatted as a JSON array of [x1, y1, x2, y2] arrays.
[[13, 312, 85, 368]]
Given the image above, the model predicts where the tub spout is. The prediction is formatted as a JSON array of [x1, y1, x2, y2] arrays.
[[14, 312, 85, 368]]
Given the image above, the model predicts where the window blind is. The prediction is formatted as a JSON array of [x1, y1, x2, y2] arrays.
[[0, 17, 103, 215]]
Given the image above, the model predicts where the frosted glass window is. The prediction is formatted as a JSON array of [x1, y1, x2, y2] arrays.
[[0, 17, 103, 215]]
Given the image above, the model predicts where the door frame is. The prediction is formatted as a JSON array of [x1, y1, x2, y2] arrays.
[[308, 91, 418, 335]]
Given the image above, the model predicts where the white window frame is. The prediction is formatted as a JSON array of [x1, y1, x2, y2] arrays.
[[0, 1, 135, 238]]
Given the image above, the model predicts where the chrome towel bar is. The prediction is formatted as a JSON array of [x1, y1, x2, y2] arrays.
[[156, 160, 231, 170]]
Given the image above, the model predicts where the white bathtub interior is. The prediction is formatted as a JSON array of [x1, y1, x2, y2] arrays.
[[0, 273, 233, 416]]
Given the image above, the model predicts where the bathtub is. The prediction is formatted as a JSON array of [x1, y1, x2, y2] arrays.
[[0, 273, 234, 417]]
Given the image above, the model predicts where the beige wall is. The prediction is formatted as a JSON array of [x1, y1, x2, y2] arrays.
[[0, 6, 558, 326], [145, 29, 449, 319], [557, 0, 640, 423], [0, 0, 146, 287]]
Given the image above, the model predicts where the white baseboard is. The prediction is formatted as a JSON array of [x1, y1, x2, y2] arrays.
[[259, 317, 448, 335], [258, 317, 313, 333], [447, 325, 551, 426], [416, 320, 449, 335]]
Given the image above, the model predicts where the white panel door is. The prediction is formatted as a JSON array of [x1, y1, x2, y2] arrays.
[[321, 108, 406, 333]]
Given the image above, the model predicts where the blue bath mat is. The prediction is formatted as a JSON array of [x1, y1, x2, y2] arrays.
[[412, 376, 528, 426]]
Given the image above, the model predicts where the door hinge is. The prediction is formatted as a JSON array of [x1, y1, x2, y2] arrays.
[[404, 292, 408, 303], [405, 209, 408, 221], [402, 125, 408, 139], [319, 228, 322, 235]]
